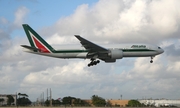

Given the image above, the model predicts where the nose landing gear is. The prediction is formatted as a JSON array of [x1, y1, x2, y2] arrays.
[[150, 56, 154, 63], [88, 59, 100, 67]]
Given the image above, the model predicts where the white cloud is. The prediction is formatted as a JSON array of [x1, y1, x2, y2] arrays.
[[149, 0, 180, 36], [46, 33, 78, 45], [167, 61, 180, 73], [41, 0, 180, 44], [13, 6, 29, 28]]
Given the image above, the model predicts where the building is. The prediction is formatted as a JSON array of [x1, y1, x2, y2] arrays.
[[139, 99, 180, 107], [0, 94, 17, 106], [83, 99, 129, 107], [108, 99, 129, 107]]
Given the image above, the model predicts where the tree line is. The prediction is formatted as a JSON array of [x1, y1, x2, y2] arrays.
[[1, 93, 149, 107], [44, 95, 145, 107], [45, 96, 91, 106], [17, 93, 31, 106], [45, 95, 106, 107]]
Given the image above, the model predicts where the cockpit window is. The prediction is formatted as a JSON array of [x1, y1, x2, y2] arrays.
[[158, 47, 161, 49]]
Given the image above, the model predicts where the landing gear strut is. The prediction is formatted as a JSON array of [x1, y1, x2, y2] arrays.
[[88, 59, 100, 67], [150, 56, 154, 63]]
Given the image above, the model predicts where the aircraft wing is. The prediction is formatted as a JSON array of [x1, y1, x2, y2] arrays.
[[75, 35, 108, 52]]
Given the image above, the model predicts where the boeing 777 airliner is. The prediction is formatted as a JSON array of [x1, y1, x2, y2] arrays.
[[21, 24, 164, 67]]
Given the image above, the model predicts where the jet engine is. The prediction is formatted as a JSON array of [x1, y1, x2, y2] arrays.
[[108, 49, 123, 59]]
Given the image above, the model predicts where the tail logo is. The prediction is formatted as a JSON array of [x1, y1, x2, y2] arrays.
[[29, 31, 51, 53]]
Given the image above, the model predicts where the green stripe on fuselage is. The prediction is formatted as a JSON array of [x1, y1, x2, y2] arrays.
[[53, 50, 89, 53], [51, 49, 155, 53], [122, 49, 155, 52]]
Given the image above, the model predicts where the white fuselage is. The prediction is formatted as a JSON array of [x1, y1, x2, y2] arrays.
[[23, 43, 164, 59]]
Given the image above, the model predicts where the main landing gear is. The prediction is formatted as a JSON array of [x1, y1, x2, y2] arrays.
[[150, 56, 154, 63], [88, 59, 100, 67]]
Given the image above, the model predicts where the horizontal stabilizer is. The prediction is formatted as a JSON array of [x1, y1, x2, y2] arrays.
[[21, 45, 40, 51]]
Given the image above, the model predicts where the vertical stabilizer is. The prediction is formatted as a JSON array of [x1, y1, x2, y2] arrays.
[[22, 24, 55, 53]]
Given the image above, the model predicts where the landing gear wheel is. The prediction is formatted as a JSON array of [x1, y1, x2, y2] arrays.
[[97, 60, 100, 63], [87, 59, 100, 67], [150, 60, 153, 63]]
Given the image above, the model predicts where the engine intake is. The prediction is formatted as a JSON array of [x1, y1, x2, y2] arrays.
[[108, 49, 123, 59]]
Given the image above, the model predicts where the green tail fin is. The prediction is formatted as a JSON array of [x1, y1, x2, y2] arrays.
[[22, 24, 55, 53]]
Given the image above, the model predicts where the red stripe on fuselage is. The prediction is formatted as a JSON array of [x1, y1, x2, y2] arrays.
[[32, 36, 50, 53]]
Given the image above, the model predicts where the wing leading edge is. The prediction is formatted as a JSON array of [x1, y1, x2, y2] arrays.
[[74, 35, 108, 52]]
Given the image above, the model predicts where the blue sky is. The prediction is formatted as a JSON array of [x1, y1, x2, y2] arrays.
[[0, 0, 180, 102], [0, 0, 98, 27], [0, 0, 98, 38]]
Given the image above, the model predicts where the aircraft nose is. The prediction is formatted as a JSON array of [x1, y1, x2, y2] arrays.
[[159, 49, 164, 54]]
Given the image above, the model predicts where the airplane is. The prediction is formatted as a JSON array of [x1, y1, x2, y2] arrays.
[[21, 24, 164, 67]]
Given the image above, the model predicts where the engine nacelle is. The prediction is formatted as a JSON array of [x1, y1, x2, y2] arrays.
[[108, 49, 123, 59]]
